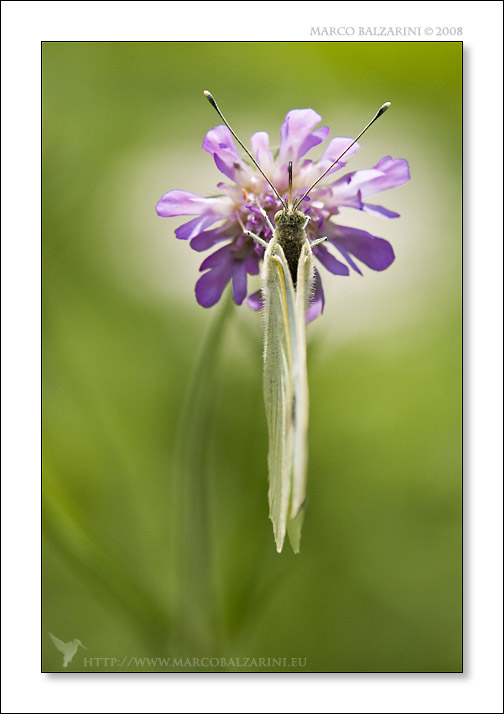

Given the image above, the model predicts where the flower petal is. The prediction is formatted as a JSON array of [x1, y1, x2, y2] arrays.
[[250, 131, 275, 175], [232, 260, 249, 305], [246, 290, 263, 311], [361, 203, 400, 219], [321, 137, 360, 164], [156, 190, 229, 218], [190, 223, 239, 251], [296, 137, 361, 190], [175, 214, 222, 241], [312, 242, 350, 275], [328, 224, 395, 272], [199, 243, 234, 272], [279, 109, 323, 164], [330, 157, 410, 203], [195, 262, 232, 308], [202, 125, 252, 183], [306, 269, 325, 322], [297, 125, 330, 159], [313, 137, 361, 179], [244, 249, 261, 275]]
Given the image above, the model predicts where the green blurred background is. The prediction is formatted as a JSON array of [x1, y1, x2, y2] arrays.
[[42, 41, 461, 672]]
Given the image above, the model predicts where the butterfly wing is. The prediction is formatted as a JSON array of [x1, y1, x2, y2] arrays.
[[262, 238, 313, 553], [262, 240, 294, 553], [287, 240, 314, 552]]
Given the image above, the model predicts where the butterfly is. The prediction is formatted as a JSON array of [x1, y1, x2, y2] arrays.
[[204, 92, 390, 552]]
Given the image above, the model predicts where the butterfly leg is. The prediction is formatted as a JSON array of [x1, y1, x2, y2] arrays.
[[245, 230, 269, 249], [310, 236, 327, 247], [255, 204, 276, 235], [238, 212, 270, 248], [303, 215, 311, 230]]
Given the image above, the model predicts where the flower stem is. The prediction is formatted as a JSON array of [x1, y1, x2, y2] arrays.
[[169, 291, 234, 655]]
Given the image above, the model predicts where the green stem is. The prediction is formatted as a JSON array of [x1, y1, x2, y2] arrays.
[[169, 292, 234, 655]]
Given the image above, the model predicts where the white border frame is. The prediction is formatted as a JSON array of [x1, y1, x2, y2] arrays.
[[2, 2, 502, 712]]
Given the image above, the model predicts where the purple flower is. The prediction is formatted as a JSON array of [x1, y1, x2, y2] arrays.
[[156, 108, 410, 317]]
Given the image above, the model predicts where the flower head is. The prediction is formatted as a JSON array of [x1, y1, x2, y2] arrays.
[[156, 107, 410, 319]]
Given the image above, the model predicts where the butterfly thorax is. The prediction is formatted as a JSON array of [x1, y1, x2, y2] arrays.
[[273, 209, 307, 287]]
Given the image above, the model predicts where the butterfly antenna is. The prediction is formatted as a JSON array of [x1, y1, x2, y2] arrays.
[[203, 91, 286, 208], [293, 102, 391, 209]]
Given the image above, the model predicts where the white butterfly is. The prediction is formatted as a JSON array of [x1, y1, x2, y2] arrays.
[[204, 92, 390, 552], [248, 179, 326, 552]]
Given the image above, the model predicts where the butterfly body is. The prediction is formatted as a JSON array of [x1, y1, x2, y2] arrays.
[[272, 209, 309, 286]]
